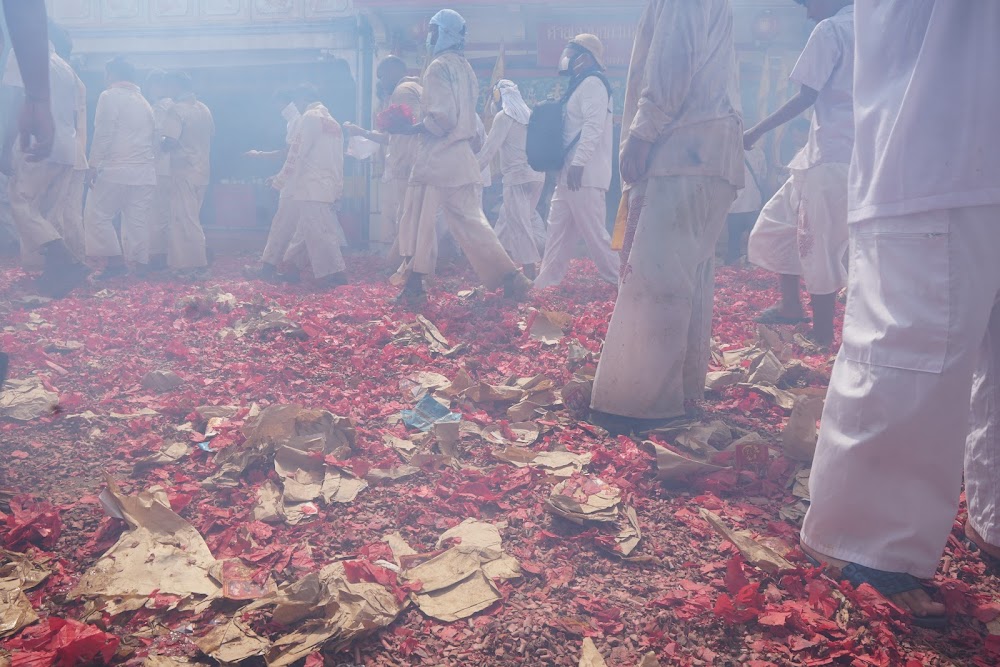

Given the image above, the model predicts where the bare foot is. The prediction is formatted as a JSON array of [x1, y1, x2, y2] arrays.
[[965, 522, 1000, 561], [800, 542, 946, 619]]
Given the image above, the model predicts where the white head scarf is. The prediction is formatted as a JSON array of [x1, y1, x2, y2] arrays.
[[495, 79, 531, 125], [429, 9, 466, 55]]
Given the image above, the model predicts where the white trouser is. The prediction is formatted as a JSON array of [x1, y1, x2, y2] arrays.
[[747, 163, 849, 295], [591, 176, 736, 420], [535, 184, 618, 289], [56, 169, 86, 260], [495, 181, 544, 266], [802, 205, 1000, 578], [150, 176, 172, 257], [168, 175, 208, 270], [396, 183, 516, 289], [384, 177, 408, 264], [261, 195, 296, 268], [282, 200, 347, 279], [84, 179, 154, 264], [8, 154, 68, 256]]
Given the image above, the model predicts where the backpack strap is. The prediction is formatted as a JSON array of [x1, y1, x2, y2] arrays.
[[561, 71, 614, 158]]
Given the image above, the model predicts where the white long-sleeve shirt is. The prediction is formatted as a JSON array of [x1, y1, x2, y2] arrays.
[[849, 0, 1000, 223], [478, 110, 544, 187], [274, 102, 343, 204], [563, 76, 613, 191], [622, 0, 743, 188], [89, 82, 156, 186]]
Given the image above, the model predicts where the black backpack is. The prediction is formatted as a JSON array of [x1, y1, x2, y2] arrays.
[[526, 72, 613, 173]]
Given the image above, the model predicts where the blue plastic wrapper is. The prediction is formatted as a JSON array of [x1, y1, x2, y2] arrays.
[[401, 395, 461, 432]]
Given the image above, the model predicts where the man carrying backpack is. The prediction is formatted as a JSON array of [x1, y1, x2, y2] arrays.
[[589, 0, 743, 435], [533, 34, 620, 290]]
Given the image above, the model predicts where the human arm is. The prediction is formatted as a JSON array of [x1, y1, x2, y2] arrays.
[[420, 60, 457, 138], [3, 0, 54, 160], [343, 122, 390, 145], [476, 111, 510, 173], [746, 21, 838, 149], [743, 86, 817, 149]]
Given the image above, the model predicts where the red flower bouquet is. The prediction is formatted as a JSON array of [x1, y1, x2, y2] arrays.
[[376, 103, 416, 134]]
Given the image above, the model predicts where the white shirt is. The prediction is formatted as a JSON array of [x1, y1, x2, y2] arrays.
[[275, 102, 343, 203], [89, 82, 157, 186], [623, 0, 743, 188], [850, 0, 1000, 223], [563, 75, 613, 191], [787, 4, 854, 170], [478, 111, 545, 187], [3, 48, 78, 167]]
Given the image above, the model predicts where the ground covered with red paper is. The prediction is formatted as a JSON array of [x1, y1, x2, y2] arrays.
[[1, 255, 999, 667]]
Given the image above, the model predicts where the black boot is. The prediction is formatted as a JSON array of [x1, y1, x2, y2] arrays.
[[38, 240, 88, 298]]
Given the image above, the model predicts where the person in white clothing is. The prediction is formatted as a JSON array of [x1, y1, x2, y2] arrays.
[[392, 9, 529, 305], [745, 0, 854, 346], [534, 34, 619, 290], [163, 70, 213, 275], [256, 83, 319, 282], [344, 56, 422, 268], [589, 0, 743, 435], [84, 56, 156, 279], [265, 86, 348, 287], [0, 40, 88, 296], [800, 0, 1000, 627], [478, 79, 546, 278], [144, 70, 173, 271]]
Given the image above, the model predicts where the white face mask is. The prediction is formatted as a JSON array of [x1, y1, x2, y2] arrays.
[[426, 32, 435, 53], [558, 55, 571, 73]]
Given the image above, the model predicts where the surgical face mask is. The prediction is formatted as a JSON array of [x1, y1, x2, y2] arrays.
[[558, 55, 571, 75]]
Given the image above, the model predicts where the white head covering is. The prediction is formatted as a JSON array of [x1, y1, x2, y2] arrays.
[[495, 79, 531, 125], [429, 9, 466, 55]]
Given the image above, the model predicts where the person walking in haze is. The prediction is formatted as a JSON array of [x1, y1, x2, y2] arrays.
[[745, 0, 854, 347], [392, 9, 530, 306], [344, 56, 422, 268], [266, 85, 349, 288], [0, 0, 61, 384], [800, 0, 1000, 629], [84, 55, 156, 280], [144, 69, 173, 271], [533, 34, 619, 290], [589, 0, 743, 436], [162, 70, 213, 277], [1, 22, 88, 297], [477, 79, 546, 279]]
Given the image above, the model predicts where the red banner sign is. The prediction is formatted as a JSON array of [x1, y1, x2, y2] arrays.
[[536, 22, 637, 70]]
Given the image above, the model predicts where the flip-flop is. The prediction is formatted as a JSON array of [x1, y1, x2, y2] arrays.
[[801, 551, 947, 630], [755, 306, 810, 325]]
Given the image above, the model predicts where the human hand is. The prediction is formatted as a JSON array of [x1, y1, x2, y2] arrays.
[[343, 122, 365, 137], [19, 98, 54, 162], [567, 164, 584, 191], [619, 136, 652, 185], [743, 128, 760, 151]]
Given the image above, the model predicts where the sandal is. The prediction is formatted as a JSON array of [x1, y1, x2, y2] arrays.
[[755, 306, 810, 325], [803, 551, 948, 630]]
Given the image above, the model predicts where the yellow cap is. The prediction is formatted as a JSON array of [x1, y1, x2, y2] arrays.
[[569, 33, 606, 69]]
